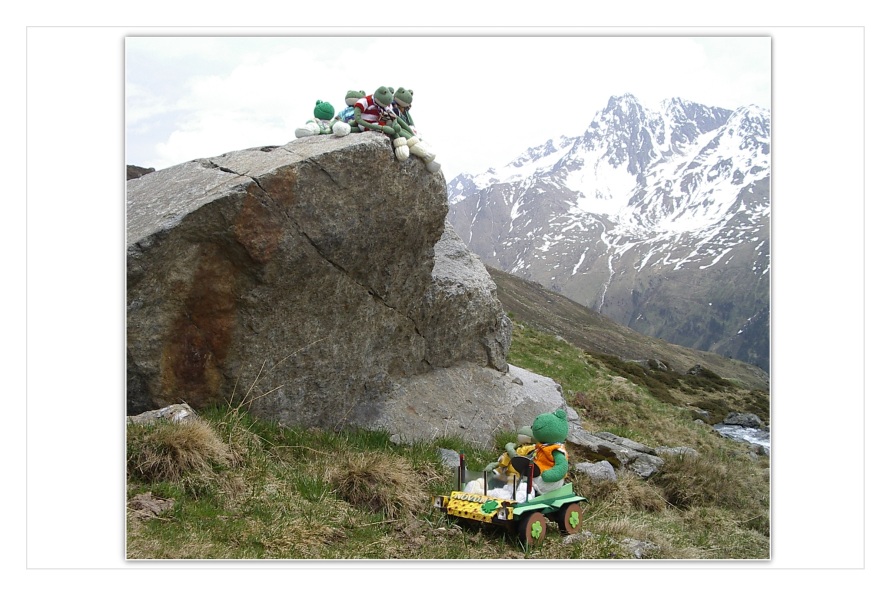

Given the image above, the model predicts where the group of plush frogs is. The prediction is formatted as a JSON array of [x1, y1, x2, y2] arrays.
[[293, 86, 441, 173]]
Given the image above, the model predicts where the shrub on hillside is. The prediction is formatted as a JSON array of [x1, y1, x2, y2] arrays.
[[682, 365, 732, 392], [586, 352, 682, 405]]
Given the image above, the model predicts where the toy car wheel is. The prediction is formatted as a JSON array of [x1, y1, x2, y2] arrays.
[[554, 502, 583, 535], [518, 511, 547, 546]]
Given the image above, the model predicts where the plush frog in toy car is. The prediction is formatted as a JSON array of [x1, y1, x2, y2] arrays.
[[485, 425, 536, 482], [510, 409, 570, 495]]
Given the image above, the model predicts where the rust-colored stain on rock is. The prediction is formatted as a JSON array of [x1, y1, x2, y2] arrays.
[[267, 166, 300, 209], [160, 245, 237, 408], [233, 189, 284, 264]]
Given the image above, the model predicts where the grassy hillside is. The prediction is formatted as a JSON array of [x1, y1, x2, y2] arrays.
[[127, 323, 770, 559], [488, 265, 770, 394]]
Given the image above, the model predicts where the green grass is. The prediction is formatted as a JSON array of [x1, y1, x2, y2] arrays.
[[127, 322, 769, 560]]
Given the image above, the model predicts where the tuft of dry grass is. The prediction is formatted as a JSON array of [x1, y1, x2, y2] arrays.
[[127, 418, 234, 483], [651, 452, 768, 523], [579, 469, 667, 514], [326, 451, 430, 521]]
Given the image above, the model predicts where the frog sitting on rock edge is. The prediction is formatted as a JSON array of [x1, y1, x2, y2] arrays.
[[352, 86, 441, 173], [294, 100, 349, 138]]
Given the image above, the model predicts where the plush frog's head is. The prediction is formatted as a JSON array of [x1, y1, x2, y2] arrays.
[[531, 409, 569, 444], [372, 86, 395, 108], [313, 100, 335, 121], [515, 425, 535, 445], [393, 87, 413, 109], [344, 90, 364, 106]]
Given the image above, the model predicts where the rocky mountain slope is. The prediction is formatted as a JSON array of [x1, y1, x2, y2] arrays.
[[447, 94, 770, 372]]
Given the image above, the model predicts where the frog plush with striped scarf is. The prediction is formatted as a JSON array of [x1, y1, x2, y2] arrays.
[[353, 86, 399, 135], [355, 86, 441, 173]]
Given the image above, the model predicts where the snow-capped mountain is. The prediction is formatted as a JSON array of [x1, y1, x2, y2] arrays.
[[447, 94, 770, 371]]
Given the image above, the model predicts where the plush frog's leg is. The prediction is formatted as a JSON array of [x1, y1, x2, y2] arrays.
[[406, 135, 440, 172], [390, 119, 411, 161], [294, 119, 321, 138], [332, 120, 351, 136]]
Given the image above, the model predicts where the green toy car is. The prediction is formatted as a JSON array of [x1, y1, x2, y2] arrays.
[[432, 453, 587, 547]]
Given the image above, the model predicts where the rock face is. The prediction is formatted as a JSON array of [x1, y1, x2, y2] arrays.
[[369, 364, 564, 448], [127, 164, 155, 180], [419, 222, 512, 372], [127, 403, 198, 425], [567, 427, 666, 478], [127, 133, 519, 437], [723, 411, 764, 429]]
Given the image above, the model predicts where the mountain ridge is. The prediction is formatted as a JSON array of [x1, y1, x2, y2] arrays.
[[447, 94, 770, 371]]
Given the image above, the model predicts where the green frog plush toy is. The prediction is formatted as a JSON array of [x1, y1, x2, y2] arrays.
[[485, 425, 536, 481], [353, 86, 399, 135], [352, 86, 441, 173], [390, 86, 441, 173], [392, 86, 416, 131], [515, 409, 570, 494], [294, 100, 343, 138], [332, 89, 365, 135]]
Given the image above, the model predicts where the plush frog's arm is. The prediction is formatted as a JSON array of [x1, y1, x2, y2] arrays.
[[540, 450, 568, 483]]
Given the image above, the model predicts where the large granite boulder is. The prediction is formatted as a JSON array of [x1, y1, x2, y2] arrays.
[[127, 133, 520, 437]]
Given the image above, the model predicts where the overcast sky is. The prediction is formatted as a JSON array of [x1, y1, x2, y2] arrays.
[[125, 36, 771, 179]]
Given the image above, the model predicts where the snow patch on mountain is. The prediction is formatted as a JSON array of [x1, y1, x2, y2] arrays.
[[564, 155, 637, 217]]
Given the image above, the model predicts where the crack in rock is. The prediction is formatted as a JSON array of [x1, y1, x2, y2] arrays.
[[248, 173, 427, 341]]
